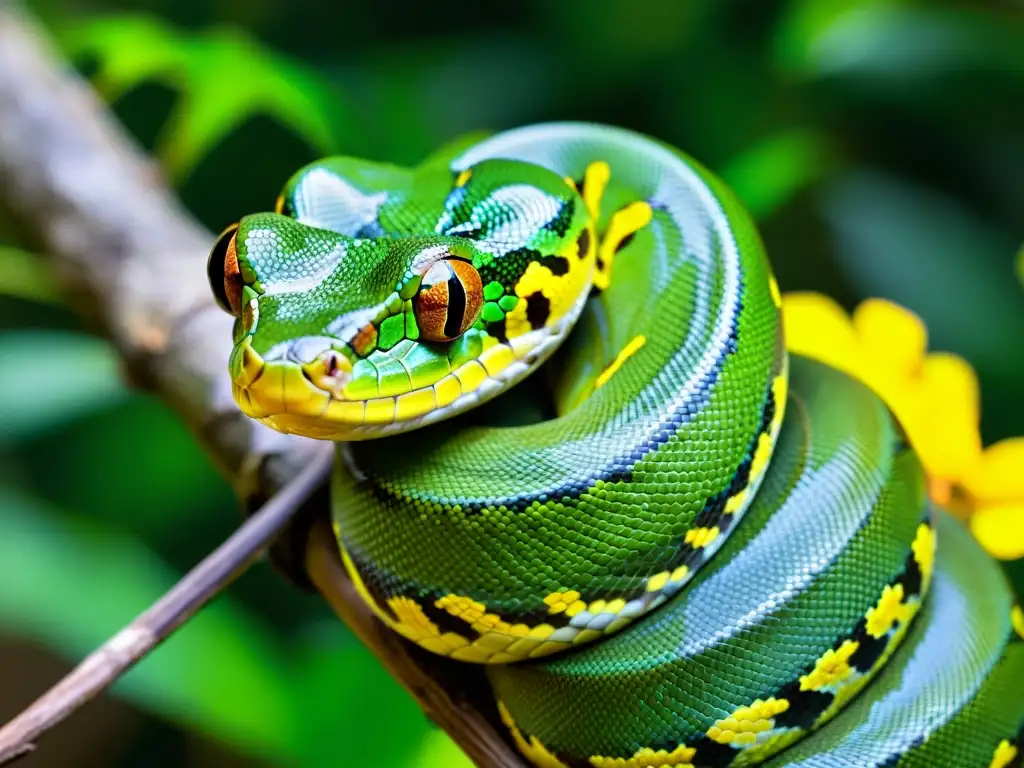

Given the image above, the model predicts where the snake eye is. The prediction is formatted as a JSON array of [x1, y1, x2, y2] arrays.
[[413, 257, 483, 342], [208, 224, 242, 315]]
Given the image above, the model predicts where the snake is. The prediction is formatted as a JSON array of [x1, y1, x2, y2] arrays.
[[208, 123, 1024, 767]]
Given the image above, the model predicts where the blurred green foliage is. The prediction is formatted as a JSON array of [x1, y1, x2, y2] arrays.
[[2, 0, 1022, 765], [58, 14, 362, 182]]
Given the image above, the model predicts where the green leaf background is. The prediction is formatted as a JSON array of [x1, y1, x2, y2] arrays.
[[3, 1, 1022, 765]]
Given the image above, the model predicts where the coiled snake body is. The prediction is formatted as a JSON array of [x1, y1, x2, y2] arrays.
[[209, 124, 1024, 767]]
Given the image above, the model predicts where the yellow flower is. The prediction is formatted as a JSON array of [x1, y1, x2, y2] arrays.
[[782, 293, 1024, 561]]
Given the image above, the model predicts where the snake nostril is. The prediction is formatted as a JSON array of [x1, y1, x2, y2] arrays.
[[300, 349, 351, 395]]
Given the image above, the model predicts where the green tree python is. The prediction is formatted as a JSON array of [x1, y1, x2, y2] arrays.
[[208, 123, 1024, 767]]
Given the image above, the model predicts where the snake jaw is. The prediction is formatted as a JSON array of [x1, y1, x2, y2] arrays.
[[241, 274, 585, 439]]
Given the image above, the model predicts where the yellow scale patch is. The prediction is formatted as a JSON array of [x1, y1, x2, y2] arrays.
[[748, 378, 785, 485], [990, 740, 1019, 768], [334, 526, 545, 661], [812, 586, 923, 728], [772, 367, 789, 416], [589, 743, 697, 768], [723, 489, 750, 516], [548, 583, 662, 619], [865, 584, 915, 639], [595, 202, 653, 290], [463, 578, 666, 663], [645, 565, 691, 593], [341, 578, 575, 662], [768, 276, 782, 309], [799, 639, 860, 692], [795, 523, 934, 725], [707, 697, 790, 747], [595, 335, 647, 389], [334, 533, 475, 656], [685, 526, 720, 549], [575, 159, 652, 291], [498, 701, 569, 768], [386, 597, 444, 641], [582, 161, 610, 222], [912, 522, 936, 587], [723, 368, 789, 516], [569, 161, 657, 397], [544, 589, 587, 617], [1012, 605, 1024, 640], [432, 594, 571, 663]]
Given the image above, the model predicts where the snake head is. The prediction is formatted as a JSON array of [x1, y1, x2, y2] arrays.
[[209, 158, 594, 440]]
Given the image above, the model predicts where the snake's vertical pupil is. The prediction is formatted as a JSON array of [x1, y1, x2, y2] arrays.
[[208, 224, 243, 316], [414, 257, 483, 342], [444, 266, 468, 339]]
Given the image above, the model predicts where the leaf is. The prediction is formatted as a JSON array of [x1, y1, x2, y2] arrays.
[[821, 170, 1024, 378], [60, 14, 361, 182], [772, 0, 910, 77], [777, 4, 1024, 85], [290, 625, 436, 767], [0, 330, 127, 444], [719, 129, 833, 220], [59, 14, 185, 101], [31, 395, 237, 537], [160, 28, 343, 181], [0, 247, 61, 305], [0, 487, 298, 761], [413, 729, 474, 768]]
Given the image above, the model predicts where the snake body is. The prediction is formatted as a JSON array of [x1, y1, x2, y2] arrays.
[[210, 124, 1024, 766]]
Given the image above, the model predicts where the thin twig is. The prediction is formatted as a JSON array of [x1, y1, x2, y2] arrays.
[[0, 446, 334, 765]]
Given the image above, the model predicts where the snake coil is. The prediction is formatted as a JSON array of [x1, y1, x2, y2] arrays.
[[212, 124, 1024, 767]]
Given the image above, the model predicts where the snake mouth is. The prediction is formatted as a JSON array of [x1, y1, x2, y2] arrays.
[[230, 304, 580, 441]]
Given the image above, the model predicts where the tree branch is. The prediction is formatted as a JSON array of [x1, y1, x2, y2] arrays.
[[0, 4, 524, 765]]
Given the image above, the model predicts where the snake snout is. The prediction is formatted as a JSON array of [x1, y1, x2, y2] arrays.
[[230, 336, 352, 429]]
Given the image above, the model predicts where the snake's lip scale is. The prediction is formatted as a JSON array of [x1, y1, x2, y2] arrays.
[[231, 290, 585, 440]]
